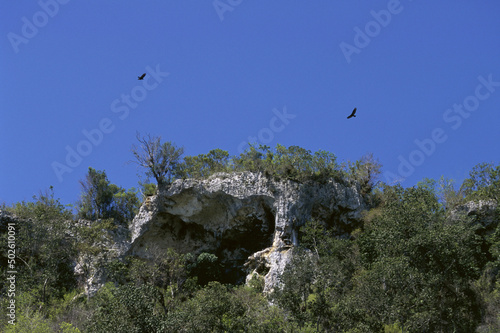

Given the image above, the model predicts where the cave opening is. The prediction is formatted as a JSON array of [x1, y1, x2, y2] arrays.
[[217, 203, 275, 285]]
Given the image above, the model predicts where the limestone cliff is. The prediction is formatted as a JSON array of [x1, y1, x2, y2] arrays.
[[450, 199, 498, 230], [124, 171, 368, 292], [0, 172, 370, 296]]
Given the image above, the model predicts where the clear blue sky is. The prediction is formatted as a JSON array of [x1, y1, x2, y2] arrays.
[[1, 1, 499, 206]]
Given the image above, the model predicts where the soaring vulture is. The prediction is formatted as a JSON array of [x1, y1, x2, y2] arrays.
[[347, 107, 357, 119], [138, 73, 146, 80]]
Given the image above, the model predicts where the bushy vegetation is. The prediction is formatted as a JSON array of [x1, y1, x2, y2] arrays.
[[77, 167, 140, 224], [1, 141, 499, 332], [170, 143, 382, 202], [130, 136, 381, 193], [274, 185, 484, 331], [461, 162, 500, 203], [1, 188, 76, 305]]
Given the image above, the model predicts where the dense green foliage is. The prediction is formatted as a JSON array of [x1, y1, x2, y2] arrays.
[[174, 144, 381, 195], [461, 162, 500, 203], [131, 136, 381, 193], [1, 144, 499, 332], [77, 167, 140, 224], [1, 188, 76, 304], [271, 175, 500, 332]]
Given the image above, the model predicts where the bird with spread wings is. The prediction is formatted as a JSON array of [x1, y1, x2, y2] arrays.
[[138, 73, 146, 80], [347, 108, 357, 119]]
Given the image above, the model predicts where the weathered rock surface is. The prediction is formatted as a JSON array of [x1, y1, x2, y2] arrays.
[[125, 172, 368, 292], [0, 172, 370, 295], [450, 199, 498, 230], [73, 219, 130, 296]]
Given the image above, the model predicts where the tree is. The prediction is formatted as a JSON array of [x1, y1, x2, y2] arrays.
[[112, 187, 140, 222], [76, 167, 139, 223], [356, 185, 483, 331], [127, 247, 191, 313], [274, 219, 360, 331], [140, 182, 157, 198], [174, 149, 230, 179], [77, 167, 114, 220], [345, 152, 381, 194], [84, 283, 164, 333], [461, 162, 500, 202], [272, 249, 316, 327], [191, 253, 221, 286], [131, 133, 184, 187], [231, 144, 266, 173], [3, 188, 77, 305]]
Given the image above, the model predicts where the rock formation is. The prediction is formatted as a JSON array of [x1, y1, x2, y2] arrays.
[[450, 199, 498, 231], [124, 171, 368, 292], [0, 172, 370, 296]]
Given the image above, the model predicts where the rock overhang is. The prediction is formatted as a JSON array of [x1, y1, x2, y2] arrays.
[[124, 172, 368, 290]]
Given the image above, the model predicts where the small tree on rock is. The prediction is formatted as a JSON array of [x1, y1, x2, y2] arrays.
[[131, 133, 184, 187]]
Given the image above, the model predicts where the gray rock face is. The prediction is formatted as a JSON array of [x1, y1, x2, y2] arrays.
[[1, 173, 368, 295], [73, 219, 130, 296], [450, 199, 498, 229], [125, 172, 368, 292]]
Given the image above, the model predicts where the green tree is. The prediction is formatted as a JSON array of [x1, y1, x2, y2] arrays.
[[76, 167, 140, 223], [128, 247, 191, 313], [310, 150, 338, 180], [138, 181, 157, 199], [85, 282, 164, 333], [191, 252, 221, 286], [4, 309, 52, 333], [112, 187, 140, 222], [205, 148, 230, 173], [345, 153, 381, 194], [272, 249, 316, 327], [357, 185, 483, 331], [77, 167, 114, 220], [274, 219, 360, 331], [232, 143, 267, 173], [174, 149, 230, 179], [436, 176, 464, 210], [2, 189, 77, 306], [461, 162, 500, 202], [474, 210, 500, 331]]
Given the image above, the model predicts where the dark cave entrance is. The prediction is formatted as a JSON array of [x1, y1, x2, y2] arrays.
[[217, 204, 275, 285]]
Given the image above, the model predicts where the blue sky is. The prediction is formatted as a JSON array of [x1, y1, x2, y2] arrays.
[[1, 1, 499, 206]]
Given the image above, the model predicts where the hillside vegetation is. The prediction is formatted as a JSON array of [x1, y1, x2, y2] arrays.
[[1, 142, 499, 332]]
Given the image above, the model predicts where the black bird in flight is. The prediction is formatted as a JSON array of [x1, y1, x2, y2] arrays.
[[347, 107, 357, 119], [138, 73, 146, 80]]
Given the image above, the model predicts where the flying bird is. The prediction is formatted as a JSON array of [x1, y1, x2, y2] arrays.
[[347, 108, 357, 119], [138, 73, 146, 80]]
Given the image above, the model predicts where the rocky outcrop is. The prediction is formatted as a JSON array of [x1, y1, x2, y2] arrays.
[[73, 219, 130, 296], [0, 172, 369, 295], [125, 172, 368, 292], [450, 199, 498, 230]]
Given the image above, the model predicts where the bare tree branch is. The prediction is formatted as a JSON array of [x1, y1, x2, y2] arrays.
[[131, 132, 184, 187]]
